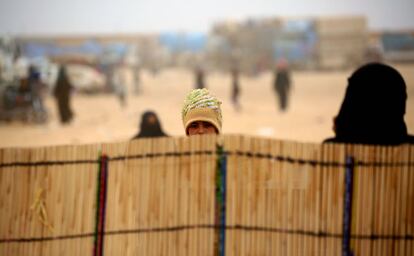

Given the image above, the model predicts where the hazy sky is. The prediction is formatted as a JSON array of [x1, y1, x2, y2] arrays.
[[1, 0, 414, 35]]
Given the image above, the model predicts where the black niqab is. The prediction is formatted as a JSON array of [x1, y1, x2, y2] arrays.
[[326, 62, 412, 145], [132, 111, 168, 139]]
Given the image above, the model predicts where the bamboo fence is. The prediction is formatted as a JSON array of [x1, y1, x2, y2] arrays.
[[0, 134, 413, 255]]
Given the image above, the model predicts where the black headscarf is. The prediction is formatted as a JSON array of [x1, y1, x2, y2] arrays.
[[54, 65, 72, 98], [132, 111, 168, 139], [327, 62, 411, 145]]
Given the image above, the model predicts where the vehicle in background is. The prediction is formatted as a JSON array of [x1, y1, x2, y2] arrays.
[[381, 32, 414, 62], [0, 79, 48, 124], [65, 63, 107, 94]]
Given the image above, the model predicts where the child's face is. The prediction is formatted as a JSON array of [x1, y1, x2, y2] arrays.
[[187, 121, 217, 136]]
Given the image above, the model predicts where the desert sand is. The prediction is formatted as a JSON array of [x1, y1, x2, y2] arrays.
[[0, 63, 413, 148]]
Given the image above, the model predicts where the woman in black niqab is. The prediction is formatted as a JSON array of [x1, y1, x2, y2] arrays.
[[54, 65, 74, 124], [132, 111, 168, 139], [324, 62, 414, 145]]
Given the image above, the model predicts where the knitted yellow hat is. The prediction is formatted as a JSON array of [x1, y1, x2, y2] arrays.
[[182, 89, 222, 134]]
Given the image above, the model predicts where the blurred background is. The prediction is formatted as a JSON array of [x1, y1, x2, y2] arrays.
[[0, 0, 413, 147]]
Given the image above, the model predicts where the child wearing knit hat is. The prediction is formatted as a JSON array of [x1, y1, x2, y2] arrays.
[[182, 88, 222, 135]]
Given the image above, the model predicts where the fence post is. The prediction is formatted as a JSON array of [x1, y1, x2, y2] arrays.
[[342, 156, 355, 256], [214, 146, 227, 256], [93, 154, 109, 256]]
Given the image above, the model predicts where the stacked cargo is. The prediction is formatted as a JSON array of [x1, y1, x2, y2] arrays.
[[208, 18, 282, 74], [313, 16, 368, 69], [209, 16, 369, 72], [273, 18, 316, 69], [381, 32, 414, 62]]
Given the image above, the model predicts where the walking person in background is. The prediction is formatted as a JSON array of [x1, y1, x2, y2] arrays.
[[182, 88, 222, 136], [133, 65, 141, 95], [194, 65, 206, 89], [53, 65, 74, 124], [230, 65, 241, 112], [132, 111, 168, 139], [324, 62, 414, 145], [273, 58, 292, 112], [112, 63, 127, 108]]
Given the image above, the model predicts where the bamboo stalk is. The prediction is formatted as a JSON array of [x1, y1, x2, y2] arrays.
[[325, 143, 332, 256], [291, 141, 299, 256], [323, 142, 331, 256], [240, 135, 247, 255], [199, 134, 206, 255], [350, 144, 359, 255], [379, 146, 387, 255], [251, 137, 259, 254], [160, 137, 171, 256], [209, 134, 218, 256], [363, 145, 373, 255], [89, 144, 98, 254], [335, 142, 342, 254], [9, 149, 17, 250], [199, 136, 206, 255], [268, 138, 276, 256], [336, 143, 346, 255], [137, 140, 147, 256], [170, 137, 178, 256], [394, 146, 403, 256], [48, 146, 57, 256], [375, 146, 383, 256], [299, 142, 307, 256], [231, 134, 243, 256], [251, 137, 260, 255], [319, 143, 327, 255], [174, 136, 182, 256], [238, 135, 246, 255], [280, 140, 288, 255], [311, 143, 321, 255], [235, 135, 244, 256], [300, 145, 314, 255], [353, 144, 363, 255], [182, 136, 190, 255], [262, 137, 272, 255], [254, 137, 262, 255], [331, 142, 339, 255], [246, 136, 254, 255], [408, 145, 414, 256], [0, 148, 4, 254], [398, 145, 409, 256], [263, 137, 272, 255], [389, 146, 398, 256], [387, 146, 398, 255], [223, 135, 232, 256], [148, 138, 158, 255], [203, 134, 212, 255], [298, 142, 306, 256], [189, 135, 198, 256], [314, 143, 323, 256], [131, 139, 146, 255]]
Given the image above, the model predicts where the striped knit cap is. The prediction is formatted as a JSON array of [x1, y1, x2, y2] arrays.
[[182, 88, 222, 134]]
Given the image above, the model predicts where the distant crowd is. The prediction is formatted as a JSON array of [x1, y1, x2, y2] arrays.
[[133, 62, 414, 146], [2, 59, 413, 146]]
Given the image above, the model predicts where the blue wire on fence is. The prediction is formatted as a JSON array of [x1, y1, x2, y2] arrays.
[[342, 156, 355, 256], [215, 146, 227, 256]]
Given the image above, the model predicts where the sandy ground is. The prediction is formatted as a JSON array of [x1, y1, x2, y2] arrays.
[[0, 63, 413, 148]]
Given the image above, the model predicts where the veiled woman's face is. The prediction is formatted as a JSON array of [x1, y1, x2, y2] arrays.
[[146, 114, 157, 125], [187, 121, 217, 136]]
